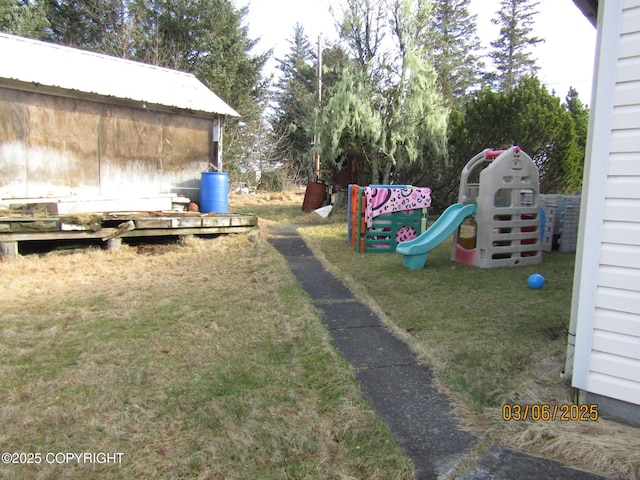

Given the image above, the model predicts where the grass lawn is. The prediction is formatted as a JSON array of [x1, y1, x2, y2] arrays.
[[235, 190, 639, 480], [301, 221, 575, 411], [2, 189, 638, 479], [0, 219, 413, 479]]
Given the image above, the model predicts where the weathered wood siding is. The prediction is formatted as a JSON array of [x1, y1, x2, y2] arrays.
[[0, 86, 212, 200], [571, 0, 640, 406]]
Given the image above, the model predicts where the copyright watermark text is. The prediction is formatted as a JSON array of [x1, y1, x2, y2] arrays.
[[2, 452, 124, 465]]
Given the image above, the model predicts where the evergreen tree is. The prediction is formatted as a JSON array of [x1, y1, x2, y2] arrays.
[[488, 0, 542, 91], [456, 77, 580, 192], [0, 0, 49, 38], [270, 24, 317, 173], [565, 87, 589, 152], [124, 0, 268, 113], [562, 87, 589, 193], [425, 0, 484, 101], [41, 0, 128, 51], [159, 0, 270, 174], [320, 43, 352, 93]]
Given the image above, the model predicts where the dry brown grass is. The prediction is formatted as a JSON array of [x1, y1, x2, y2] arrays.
[[4, 189, 639, 479], [230, 190, 344, 228], [234, 190, 640, 479], [478, 355, 640, 480], [0, 216, 413, 479]]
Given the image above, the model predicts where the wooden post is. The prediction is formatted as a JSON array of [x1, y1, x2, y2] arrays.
[[211, 116, 224, 172], [104, 238, 122, 251], [0, 241, 19, 260], [179, 234, 194, 246], [313, 34, 323, 181]]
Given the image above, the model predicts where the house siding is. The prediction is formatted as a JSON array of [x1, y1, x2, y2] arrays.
[[570, 0, 640, 409]]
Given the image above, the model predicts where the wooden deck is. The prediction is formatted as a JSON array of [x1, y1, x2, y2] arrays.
[[0, 211, 258, 259]]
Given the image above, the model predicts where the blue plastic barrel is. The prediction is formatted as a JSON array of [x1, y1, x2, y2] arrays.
[[200, 172, 229, 213]]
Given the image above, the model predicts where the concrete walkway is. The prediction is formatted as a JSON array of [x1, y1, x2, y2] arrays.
[[268, 224, 608, 480]]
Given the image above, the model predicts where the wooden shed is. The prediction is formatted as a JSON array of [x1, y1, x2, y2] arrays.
[[0, 32, 239, 210], [564, 0, 640, 427]]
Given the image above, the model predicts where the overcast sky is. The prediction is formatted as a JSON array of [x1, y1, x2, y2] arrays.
[[244, 0, 597, 102]]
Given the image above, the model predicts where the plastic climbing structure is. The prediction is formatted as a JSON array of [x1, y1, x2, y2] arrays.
[[348, 184, 431, 253], [452, 146, 542, 268], [397, 146, 542, 269]]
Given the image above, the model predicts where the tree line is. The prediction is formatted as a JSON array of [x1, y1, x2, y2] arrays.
[[271, 0, 589, 208], [1, 0, 589, 208]]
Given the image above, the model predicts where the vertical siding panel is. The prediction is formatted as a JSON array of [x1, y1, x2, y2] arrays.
[[99, 105, 163, 197], [0, 87, 28, 197]]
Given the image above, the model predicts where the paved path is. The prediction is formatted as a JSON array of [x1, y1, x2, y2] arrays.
[[268, 225, 608, 480]]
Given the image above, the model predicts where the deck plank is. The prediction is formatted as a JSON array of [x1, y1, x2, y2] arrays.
[[0, 212, 258, 246]]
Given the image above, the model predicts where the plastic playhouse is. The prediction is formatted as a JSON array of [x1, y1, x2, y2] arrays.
[[397, 146, 542, 269], [348, 184, 432, 253]]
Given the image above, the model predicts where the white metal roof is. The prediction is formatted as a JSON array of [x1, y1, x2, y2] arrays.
[[0, 32, 239, 117]]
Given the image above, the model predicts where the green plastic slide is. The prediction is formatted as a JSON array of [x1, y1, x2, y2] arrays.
[[396, 203, 477, 269]]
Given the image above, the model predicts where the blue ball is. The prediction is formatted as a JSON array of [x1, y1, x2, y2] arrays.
[[528, 273, 545, 289]]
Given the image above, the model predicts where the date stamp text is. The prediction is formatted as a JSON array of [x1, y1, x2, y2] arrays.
[[502, 403, 599, 422]]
